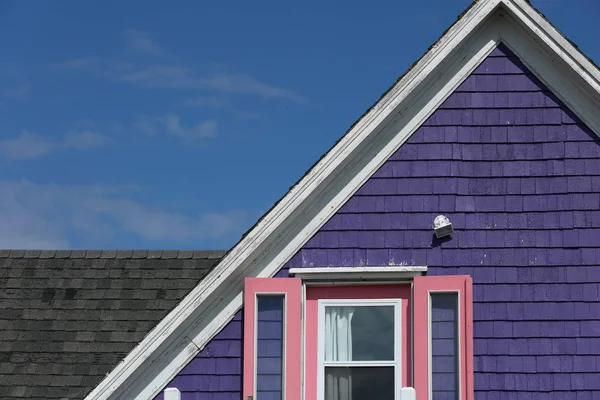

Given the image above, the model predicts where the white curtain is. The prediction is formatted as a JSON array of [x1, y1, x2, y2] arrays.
[[324, 307, 355, 400]]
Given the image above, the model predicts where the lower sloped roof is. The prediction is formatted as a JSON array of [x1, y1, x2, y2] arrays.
[[0, 249, 225, 400]]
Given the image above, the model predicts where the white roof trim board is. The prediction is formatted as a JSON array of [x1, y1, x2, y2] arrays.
[[86, 1, 600, 398]]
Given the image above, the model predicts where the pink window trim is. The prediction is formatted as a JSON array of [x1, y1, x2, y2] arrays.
[[243, 277, 302, 400], [413, 275, 474, 400], [305, 285, 412, 400]]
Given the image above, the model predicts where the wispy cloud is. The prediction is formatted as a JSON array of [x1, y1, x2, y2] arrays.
[[0, 180, 247, 248], [163, 114, 217, 138], [54, 57, 134, 76], [64, 131, 112, 149], [123, 29, 165, 56], [135, 114, 218, 139], [184, 96, 260, 119], [119, 66, 306, 101], [0, 130, 111, 160], [54, 57, 306, 102]]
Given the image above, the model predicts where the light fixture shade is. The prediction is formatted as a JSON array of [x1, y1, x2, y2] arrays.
[[434, 215, 454, 238]]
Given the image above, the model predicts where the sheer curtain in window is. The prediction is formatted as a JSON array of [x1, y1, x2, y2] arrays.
[[324, 307, 355, 400]]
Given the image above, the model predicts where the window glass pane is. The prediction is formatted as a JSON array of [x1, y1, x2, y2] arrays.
[[324, 367, 394, 400], [431, 293, 459, 400], [257, 295, 284, 400], [324, 305, 394, 362]]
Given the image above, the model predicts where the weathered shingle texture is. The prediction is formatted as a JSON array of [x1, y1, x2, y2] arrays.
[[158, 44, 600, 399], [0, 249, 225, 400]]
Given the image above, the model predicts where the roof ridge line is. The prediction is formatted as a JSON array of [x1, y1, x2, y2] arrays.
[[0, 249, 228, 260]]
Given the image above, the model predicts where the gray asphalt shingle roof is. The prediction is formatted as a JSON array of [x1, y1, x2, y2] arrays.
[[0, 249, 226, 400]]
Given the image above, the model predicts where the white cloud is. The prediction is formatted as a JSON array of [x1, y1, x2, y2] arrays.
[[64, 131, 113, 149], [119, 67, 306, 102], [55, 57, 306, 102], [184, 96, 260, 119], [123, 29, 164, 56], [163, 114, 217, 138], [202, 73, 303, 101], [0, 130, 112, 160], [136, 114, 218, 139], [0, 131, 55, 160], [0, 180, 246, 248], [53, 57, 134, 77]]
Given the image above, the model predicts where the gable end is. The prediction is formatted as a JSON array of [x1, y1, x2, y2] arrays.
[[87, 2, 600, 399]]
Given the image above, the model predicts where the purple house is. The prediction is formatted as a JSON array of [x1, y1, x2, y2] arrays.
[[2, 0, 600, 399]]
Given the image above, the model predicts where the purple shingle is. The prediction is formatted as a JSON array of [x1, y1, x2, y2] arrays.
[[441, 92, 471, 108], [368, 178, 399, 195], [579, 142, 600, 158], [358, 231, 385, 248]]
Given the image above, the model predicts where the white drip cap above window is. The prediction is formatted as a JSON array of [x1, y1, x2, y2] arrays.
[[289, 266, 427, 282]]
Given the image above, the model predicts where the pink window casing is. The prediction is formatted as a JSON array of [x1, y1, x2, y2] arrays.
[[413, 275, 474, 400], [243, 277, 302, 400], [305, 284, 412, 400]]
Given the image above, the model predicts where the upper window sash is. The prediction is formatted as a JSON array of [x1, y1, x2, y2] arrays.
[[413, 275, 474, 400]]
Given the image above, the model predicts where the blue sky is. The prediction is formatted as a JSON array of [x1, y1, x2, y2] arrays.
[[0, 0, 598, 250]]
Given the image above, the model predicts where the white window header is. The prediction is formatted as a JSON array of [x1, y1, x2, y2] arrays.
[[289, 266, 427, 282]]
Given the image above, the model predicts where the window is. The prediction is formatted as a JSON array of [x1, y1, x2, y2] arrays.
[[243, 273, 472, 400], [305, 285, 411, 400], [318, 300, 401, 400]]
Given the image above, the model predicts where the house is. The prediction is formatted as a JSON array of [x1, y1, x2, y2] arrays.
[[2, 0, 600, 398]]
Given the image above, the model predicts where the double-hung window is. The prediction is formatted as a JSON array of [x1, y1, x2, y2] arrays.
[[243, 271, 473, 400], [318, 300, 400, 400]]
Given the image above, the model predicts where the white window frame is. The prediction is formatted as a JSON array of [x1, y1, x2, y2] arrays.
[[316, 298, 403, 400], [428, 290, 462, 400]]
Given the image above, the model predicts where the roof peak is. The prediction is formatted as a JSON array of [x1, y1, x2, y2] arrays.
[[0, 249, 227, 260]]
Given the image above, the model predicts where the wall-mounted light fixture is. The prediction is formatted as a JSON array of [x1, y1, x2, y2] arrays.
[[434, 215, 454, 238]]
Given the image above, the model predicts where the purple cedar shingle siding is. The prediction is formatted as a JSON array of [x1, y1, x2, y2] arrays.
[[155, 311, 243, 400], [158, 44, 600, 399], [256, 296, 284, 400], [431, 293, 459, 400]]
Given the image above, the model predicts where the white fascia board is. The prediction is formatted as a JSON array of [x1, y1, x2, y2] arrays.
[[86, 1, 600, 399], [289, 266, 427, 282], [496, 2, 600, 137], [506, 0, 600, 90]]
